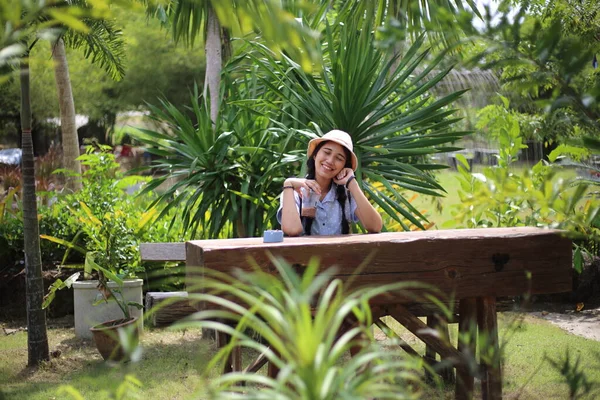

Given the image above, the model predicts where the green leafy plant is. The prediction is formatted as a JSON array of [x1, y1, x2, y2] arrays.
[[446, 98, 600, 272], [43, 251, 142, 320], [40, 146, 188, 310], [131, 84, 304, 239], [42, 146, 150, 277], [0, 186, 83, 272], [244, 2, 468, 230], [181, 256, 448, 399]]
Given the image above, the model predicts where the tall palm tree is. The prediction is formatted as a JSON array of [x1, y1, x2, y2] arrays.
[[51, 15, 125, 191], [20, 55, 50, 366], [2, 0, 111, 367], [51, 38, 81, 190], [148, 0, 322, 124]]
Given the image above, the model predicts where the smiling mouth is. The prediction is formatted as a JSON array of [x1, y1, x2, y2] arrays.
[[321, 164, 334, 171]]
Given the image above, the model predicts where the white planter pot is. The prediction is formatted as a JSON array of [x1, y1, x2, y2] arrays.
[[73, 279, 144, 339]]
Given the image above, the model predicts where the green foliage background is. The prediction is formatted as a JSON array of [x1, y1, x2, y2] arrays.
[[0, 5, 206, 146]]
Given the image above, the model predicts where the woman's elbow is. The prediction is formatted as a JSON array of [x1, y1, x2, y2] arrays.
[[366, 224, 382, 233], [365, 216, 383, 233], [283, 225, 303, 237]]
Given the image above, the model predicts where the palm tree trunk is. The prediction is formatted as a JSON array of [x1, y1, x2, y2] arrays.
[[204, 4, 222, 125], [52, 38, 82, 191], [203, 10, 225, 341], [20, 58, 49, 367]]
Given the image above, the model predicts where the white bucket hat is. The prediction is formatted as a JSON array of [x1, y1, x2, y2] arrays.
[[307, 130, 358, 171]]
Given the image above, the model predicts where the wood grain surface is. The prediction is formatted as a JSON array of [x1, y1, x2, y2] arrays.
[[186, 228, 572, 301]]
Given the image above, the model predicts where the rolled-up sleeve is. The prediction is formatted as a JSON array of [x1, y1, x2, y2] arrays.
[[276, 190, 301, 225], [346, 194, 359, 223]]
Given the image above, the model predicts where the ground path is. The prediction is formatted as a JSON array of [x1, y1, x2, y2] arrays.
[[530, 304, 600, 342]]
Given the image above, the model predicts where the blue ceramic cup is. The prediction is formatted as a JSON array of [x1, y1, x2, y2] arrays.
[[263, 230, 284, 243]]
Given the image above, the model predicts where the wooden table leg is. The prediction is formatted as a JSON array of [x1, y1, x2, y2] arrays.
[[216, 330, 233, 374], [425, 316, 437, 383], [425, 315, 455, 383], [267, 348, 280, 378], [216, 326, 242, 374], [478, 296, 502, 400], [456, 298, 477, 400], [232, 344, 242, 372], [433, 315, 455, 384]]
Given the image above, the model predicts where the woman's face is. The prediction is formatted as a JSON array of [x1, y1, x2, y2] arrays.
[[313, 141, 348, 180]]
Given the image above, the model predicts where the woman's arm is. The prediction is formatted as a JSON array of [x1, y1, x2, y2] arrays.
[[346, 178, 383, 233], [280, 178, 320, 236], [334, 168, 382, 233]]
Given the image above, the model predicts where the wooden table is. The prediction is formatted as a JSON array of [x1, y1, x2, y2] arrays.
[[185, 227, 572, 400]]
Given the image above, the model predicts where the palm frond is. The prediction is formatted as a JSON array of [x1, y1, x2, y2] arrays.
[[145, 0, 321, 70], [238, 4, 468, 230], [130, 82, 303, 239], [63, 17, 126, 81]]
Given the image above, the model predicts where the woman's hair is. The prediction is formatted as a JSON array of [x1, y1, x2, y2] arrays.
[[303, 140, 352, 235]]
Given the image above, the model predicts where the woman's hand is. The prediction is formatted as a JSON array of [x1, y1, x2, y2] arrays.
[[284, 178, 322, 195], [333, 168, 354, 186]]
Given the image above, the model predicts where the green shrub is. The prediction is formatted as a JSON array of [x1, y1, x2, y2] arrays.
[[0, 210, 24, 273], [41, 145, 190, 277], [446, 98, 600, 272]]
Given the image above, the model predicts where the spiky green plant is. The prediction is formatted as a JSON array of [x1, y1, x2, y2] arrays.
[[130, 84, 305, 238], [242, 3, 469, 230], [180, 255, 443, 399], [133, 4, 468, 236]]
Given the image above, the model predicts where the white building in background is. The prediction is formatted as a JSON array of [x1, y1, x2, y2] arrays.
[[46, 111, 150, 130], [46, 114, 90, 129]]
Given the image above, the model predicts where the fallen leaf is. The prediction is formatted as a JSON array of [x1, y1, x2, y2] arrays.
[[576, 303, 584, 312]]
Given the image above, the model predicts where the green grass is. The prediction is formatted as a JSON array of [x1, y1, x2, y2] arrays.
[[377, 312, 600, 399], [410, 165, 582, 229], [411, 169, 463, 228], [2, 313, 599, 399], [0, 326, 211, 399], [499, 313, 600, 399]]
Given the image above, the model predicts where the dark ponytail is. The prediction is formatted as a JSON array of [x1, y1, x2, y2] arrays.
[[302, 141, 352, 235]]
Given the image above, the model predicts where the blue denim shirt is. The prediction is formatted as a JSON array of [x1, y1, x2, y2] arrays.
[[277, 183, 359, 235]]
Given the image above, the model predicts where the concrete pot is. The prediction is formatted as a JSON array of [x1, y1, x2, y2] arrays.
[[73, 279, 144, 339]]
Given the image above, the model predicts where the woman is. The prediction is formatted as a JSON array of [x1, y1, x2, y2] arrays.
[[278, 130, 382, 236]]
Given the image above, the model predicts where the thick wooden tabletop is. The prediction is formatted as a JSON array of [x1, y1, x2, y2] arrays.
[[186, 227, 572, 300], [187, 227, 562, 248]]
